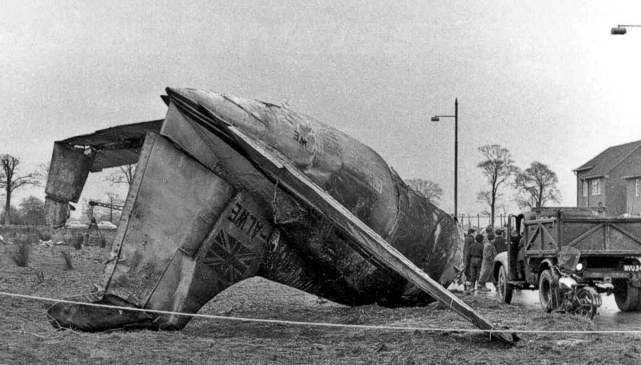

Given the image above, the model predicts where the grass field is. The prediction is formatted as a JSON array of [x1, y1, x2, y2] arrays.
[[1, 243, 641, 364]]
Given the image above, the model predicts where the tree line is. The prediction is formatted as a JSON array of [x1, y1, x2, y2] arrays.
[[0, 152, 134, 226], [0, 154, 40, 225], [4, 143, 553, 229], [405, 144, 560, 226]]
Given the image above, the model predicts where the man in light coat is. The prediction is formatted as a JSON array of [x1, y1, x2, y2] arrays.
[[478, 234, 498, 292]]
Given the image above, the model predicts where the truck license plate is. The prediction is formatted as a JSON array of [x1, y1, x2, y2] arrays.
[[623, 265, 641, 272]]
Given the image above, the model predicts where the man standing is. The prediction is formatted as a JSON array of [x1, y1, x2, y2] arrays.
[[494, 229, 508, 254], [478, 234, 498, 292], [465, 234, 485, 292], [484, 225, 494, 239], [463, 227, 477, 291], [513, 229, 526, 280]]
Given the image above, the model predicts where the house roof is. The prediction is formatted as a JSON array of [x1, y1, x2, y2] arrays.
[[574, 140, 641, 178]]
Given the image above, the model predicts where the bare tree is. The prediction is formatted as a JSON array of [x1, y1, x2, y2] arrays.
[[34, 162, 50, 186], [514, 161, 561, 210], [105, 164, 136, 187], [105, 192, 123, 223], [476, 145, 518, 227], [0, 155, 38, 225], [405, 178, 444, 204], [515, 195, 533, 211]]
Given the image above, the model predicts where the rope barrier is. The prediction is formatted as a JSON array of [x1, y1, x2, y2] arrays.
[[2, 290, 641, 335]]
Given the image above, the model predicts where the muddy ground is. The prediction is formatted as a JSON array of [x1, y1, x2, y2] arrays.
[[1, 243, 641, 364]]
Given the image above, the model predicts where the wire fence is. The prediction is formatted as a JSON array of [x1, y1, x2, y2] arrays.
[[456, 214, 510, 232]]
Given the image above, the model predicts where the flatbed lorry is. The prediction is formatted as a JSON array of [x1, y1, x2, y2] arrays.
[[493, 207, 641, 312]]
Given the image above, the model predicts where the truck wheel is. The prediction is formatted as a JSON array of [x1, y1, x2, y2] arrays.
[[614, 280, 641, 312], [539, 270, 558, 313], [497, 265, 513, 304]]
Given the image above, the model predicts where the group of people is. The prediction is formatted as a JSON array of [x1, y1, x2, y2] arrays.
[[463, 225, 508, 292]]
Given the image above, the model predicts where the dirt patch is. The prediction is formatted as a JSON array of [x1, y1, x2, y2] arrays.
[[1, 244, 640, 364]]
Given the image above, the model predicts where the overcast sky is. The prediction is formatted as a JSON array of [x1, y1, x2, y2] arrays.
[[2, 0, 641, 216]]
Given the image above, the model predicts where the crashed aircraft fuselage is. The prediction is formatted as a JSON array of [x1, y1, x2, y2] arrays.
[[45, 88, 464, 331]]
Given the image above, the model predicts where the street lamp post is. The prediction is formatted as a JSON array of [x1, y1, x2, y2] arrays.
[[431, 98, 458, 219], [611, 25, 641, 35]]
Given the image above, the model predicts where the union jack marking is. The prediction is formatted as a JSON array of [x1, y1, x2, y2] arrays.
[[202, 230, 255, 285]]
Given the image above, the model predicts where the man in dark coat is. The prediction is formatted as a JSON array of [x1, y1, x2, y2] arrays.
[[463, 227, 476, 290], [484, 225, 494, 238], [512, 229, 526, 280], [494, 229, 508, 254], [465, 234, 485, 292]]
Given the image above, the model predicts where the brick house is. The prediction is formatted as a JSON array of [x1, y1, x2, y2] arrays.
[[574, 140, 641, 216]]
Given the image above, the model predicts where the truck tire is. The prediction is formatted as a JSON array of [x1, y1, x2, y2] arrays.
[[614, 280, 641, 312], [539, 270, 558, 313], [497, 265, 513, 304]]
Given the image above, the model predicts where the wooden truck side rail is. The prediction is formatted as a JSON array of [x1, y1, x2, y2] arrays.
[[523, 213, 641, 259]]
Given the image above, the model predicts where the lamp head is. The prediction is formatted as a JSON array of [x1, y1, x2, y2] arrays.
[[612, 27, 627, 35], [431, 117, 440, 122]]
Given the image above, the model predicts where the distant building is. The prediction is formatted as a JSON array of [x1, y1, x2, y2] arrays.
[[574, 140, 641, 216]]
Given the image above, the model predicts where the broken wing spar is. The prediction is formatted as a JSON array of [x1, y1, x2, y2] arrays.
[[167, 89, 517, 344]]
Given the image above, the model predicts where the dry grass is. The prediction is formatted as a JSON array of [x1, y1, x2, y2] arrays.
[[1, 227, 53, 245], [68, 234, 84, 250], [32, 268, 45, 285], [1, 244, 641, 364], [38, 230, 52, 242], [98, 236, 107, 248], [10, 242, 31, 267], [60, 251, 74, 270]]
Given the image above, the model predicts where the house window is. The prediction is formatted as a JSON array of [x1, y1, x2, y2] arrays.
[[582, 181, 588, 198], [592, 180, 601, 196], [636, 179, 639, 197]]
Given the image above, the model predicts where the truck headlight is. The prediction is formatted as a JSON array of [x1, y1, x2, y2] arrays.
[[576, 263, 584, 271]]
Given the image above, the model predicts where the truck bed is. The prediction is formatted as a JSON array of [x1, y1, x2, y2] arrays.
[[523, 215, 641, 257]]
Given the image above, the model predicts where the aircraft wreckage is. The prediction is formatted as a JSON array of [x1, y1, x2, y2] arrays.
[[45, 87, 516, 343]]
